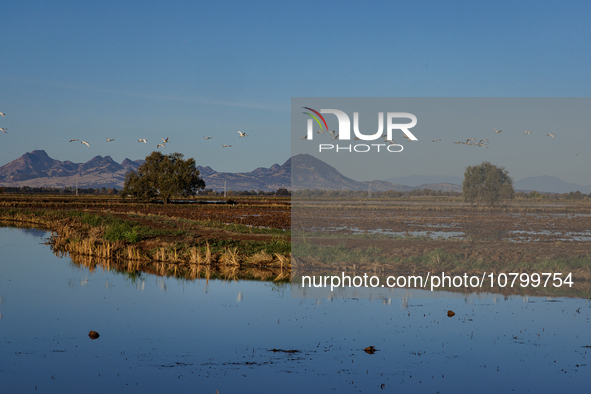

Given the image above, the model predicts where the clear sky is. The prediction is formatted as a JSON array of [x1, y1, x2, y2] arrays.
[[1, 1, 590, 182]]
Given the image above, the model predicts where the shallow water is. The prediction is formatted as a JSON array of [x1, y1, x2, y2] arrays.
[[0, 227, 590, 393]]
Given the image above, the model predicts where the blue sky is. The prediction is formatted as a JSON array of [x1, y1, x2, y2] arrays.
[[1, 1, 590, 182]]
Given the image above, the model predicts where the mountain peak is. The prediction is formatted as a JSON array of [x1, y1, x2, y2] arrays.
[[27, 149, 50, 157]]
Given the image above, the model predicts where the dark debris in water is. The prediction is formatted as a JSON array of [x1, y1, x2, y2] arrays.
[[159, 362, 193, 368], [364, 346, 376, 354], [268, 348, 300, 353]]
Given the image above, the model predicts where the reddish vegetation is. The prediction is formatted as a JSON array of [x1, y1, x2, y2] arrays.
[[0, 196, 291, 230], [106, 204, 290, 230]]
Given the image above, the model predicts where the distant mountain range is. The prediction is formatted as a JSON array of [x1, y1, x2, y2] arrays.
[[0, 150, 144, 189], [0, 150, 588, 193], [293, 154, 422, 192], [0, 150, 291, 192], [195, 161, 291, 191], [514, 176, 591, 194], [292, 154, 468, 192]]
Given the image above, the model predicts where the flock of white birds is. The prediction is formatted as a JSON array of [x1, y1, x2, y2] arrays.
[[441, 128, 556, 149], [2, 109, 565, 156], [0, 111, 251, 150], [303, 127, 557, 148], [62, 131, 249, 149]]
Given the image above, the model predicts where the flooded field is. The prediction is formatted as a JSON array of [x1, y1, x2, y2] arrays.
[[292, 202, 591, 242], [292, 202, 591, 291], [1, 227, 591, 393]]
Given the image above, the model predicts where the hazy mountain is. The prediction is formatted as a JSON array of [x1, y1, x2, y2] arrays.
[[385, 174, 590, 194], [515, 176, 591, 194], [291, 154, 414, 191]]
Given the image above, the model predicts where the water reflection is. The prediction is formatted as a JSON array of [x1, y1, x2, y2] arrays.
[[1, 227, 591, 393], [60, 251, 290, 284]]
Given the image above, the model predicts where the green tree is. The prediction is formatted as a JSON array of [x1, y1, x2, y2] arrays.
[[462, 162, 514, 206], [121, 151, 205, 204]]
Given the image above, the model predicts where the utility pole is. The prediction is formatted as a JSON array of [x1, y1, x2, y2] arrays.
[[224, 180, 227, 198], [76, 169, 80, 196], [368, 181, 372, 199]]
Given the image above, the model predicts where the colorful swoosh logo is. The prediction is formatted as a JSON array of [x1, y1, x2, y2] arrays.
[[302, 107, 328, 131]]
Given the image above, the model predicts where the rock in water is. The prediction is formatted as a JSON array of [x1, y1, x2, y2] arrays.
[[88, 330, 100, 340]]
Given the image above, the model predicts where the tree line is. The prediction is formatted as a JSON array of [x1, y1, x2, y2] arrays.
[[0, 186, 291, 197], [0, 186, 119, 195], [293, 189, 462, 198]]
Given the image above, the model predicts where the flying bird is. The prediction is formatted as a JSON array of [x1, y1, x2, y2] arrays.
[[203, 136, 213, 140], [478, 139, 489, 144], [432, 139, 442, 142], [222, 144, 232, 147], [524, 131, 531, 135], [494, 128, 502, 133], [547, 133, 555, 138], [301, 135, 308, 140], [161, 137, 169, 143], [0, 128, 8, 133], [157, 143, 165, 149], [81, 141, 90, 147], [106, 138, 114, 142], [138, 139, 147, 143], [0, 112, 5, 117], [237, 131, 249, 137]]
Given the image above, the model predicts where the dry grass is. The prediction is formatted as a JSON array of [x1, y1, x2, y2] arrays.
[[246, 250, 274, 265], [220, 247, 241, 266], [0, 208, 291, 281]]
